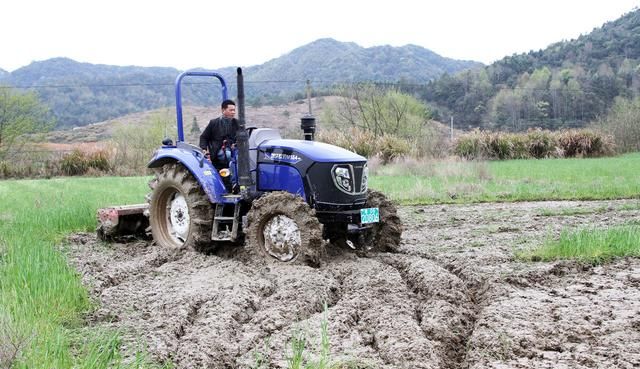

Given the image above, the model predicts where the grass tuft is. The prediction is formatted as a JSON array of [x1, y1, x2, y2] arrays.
[[282, 303, 336, 369], [518, 224, 640, 264]]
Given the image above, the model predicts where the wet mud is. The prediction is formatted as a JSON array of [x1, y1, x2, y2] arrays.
[[67, 199, 640, 368]]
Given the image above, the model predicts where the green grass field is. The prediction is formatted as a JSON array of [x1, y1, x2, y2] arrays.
[[371, 152, 640, 204], [1, 153, 639, 368], [0, 177, 158, 368]]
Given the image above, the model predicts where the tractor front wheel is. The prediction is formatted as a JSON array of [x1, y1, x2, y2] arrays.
[[246, 192, 324, 266], [147, 163, 213, 251], [327, 190, 402, 253], [362, 190, 403, 252]]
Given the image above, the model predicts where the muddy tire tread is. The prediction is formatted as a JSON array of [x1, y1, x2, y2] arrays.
[[246, 191, 324, 266], [366, 190, 403, 252], [147, 163, 214, 251]]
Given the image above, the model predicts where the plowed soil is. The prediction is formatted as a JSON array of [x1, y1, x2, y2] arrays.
[[67, 199, 640, 369]]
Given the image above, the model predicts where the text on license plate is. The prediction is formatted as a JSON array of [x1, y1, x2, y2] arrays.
[[360, 207, 379, 224]]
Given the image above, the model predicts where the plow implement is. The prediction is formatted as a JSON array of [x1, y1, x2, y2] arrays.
[[96, 204, 149, 240]]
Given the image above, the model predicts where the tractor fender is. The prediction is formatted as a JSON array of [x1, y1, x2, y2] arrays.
[[148, 144, 227, 203]]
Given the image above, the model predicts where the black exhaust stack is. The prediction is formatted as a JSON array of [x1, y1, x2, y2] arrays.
[[235, 68, 253, 189], [301, 115, 316, 141], [301, 79, 316, 141]]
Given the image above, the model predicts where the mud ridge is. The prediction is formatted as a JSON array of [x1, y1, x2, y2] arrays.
[[379, 255, 489, 369], [175, 299, 204, 340]]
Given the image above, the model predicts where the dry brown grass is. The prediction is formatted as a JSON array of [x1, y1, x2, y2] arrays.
[[454, 128, 616, 160]]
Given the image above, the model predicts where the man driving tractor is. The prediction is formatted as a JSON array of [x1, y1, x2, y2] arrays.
[[199, 99, 238, 167]]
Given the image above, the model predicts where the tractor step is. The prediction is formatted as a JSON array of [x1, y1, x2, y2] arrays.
[[212, 202, 241, 241], [214, 216, 235, 221], [97, 204, 149, 240]]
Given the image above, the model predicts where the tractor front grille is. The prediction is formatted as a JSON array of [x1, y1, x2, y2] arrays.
[[305, 161, 368, 209]]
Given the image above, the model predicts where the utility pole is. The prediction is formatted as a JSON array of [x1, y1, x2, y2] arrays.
[[450, 116, 454, 141], [306, 79, 312, 115]]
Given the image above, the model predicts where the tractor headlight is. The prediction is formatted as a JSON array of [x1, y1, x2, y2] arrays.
[[332, 165, 353, 193], [361, 164, 368, 192]]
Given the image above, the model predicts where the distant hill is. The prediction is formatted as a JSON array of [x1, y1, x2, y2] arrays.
[[2, 58, 181, 129], [0, 68, 7, 78], [248, 38, 481, 83], [0, 39, 481, 129], [422, 7, 640, 130]]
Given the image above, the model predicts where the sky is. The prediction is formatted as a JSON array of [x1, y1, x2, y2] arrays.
[[2, 0, 639, 72]]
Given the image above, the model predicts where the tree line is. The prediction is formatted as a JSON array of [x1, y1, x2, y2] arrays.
[[416, 8, 640, 131]]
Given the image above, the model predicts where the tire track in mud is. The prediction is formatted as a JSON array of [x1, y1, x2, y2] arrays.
[[66, 199, 640, 369], [321, 256, 443, 369], [380, 254, 489, 369]]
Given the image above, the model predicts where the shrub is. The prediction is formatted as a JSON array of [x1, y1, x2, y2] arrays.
[[556, 129, 615, 158], [452, 128, 615, 161], [86, 150, 112, 172], [317, 127, 368, 156], [526, 128, 556, 159], [348, 128, 378, 158], [488, 132, 512, 160], [454, 130, 483, 160], [509, 134, 530, 159], [0, 309, 31, 369], [0, 161, 9, 178], [110, 111, 174, 174], [60, 149, 113, 176], [317, 127, 411, 162], [377, 134, 411, 164], [60, 149, 89, 176], [411, 120, 451, 159]]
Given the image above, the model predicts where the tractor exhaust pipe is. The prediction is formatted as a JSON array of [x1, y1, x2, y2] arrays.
[[235, 68, 253, 189], [300, 79, 316, 141], [301, 115, 316, 141]]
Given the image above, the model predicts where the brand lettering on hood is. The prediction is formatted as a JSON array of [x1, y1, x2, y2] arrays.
[[264, 152, 302, 163]]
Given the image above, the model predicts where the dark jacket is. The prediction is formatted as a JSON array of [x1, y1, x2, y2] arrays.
[[199, 116, 239, 156]]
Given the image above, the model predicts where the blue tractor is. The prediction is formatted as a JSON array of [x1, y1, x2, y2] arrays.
[[100, 68, 402, 266]]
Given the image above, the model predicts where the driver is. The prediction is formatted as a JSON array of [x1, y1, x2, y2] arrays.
[[199, 99, 238, 165]]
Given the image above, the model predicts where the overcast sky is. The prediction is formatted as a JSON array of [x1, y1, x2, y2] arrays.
[[2, 0, 638, 72]]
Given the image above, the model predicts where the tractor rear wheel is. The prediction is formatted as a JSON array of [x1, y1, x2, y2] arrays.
[[246, 191, 325, 266], [147, 163, 213, 251]]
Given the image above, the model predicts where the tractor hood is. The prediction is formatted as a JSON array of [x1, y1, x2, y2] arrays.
[[259, 139, 365, 163]]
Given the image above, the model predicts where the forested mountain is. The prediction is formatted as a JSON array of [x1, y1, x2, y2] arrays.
[[249, 38, 480, 84], [0, 39, 480, 129], [3, 58, 182, 128], [0, 68, 7, 78], [421, 8, 640, 131]]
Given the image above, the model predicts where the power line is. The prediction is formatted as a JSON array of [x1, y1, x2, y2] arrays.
[[0, 80, 617, 95], [0, 79, 310, 89]]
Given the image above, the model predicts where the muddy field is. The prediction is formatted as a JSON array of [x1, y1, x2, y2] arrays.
[[67, 199, 640, 369]]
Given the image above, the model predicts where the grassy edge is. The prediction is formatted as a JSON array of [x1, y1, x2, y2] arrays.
[[0, 177, 162, 369], [517, 223, 640, 264]]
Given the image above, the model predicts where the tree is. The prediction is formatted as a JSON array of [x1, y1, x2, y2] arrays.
[[190, 116, 200, 135], [595, 96, 640, 152], [332, 83, 430, 138], [489, 88, 522, 131], [0, 87, 53, 160], [111, 111, 175, 172]]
